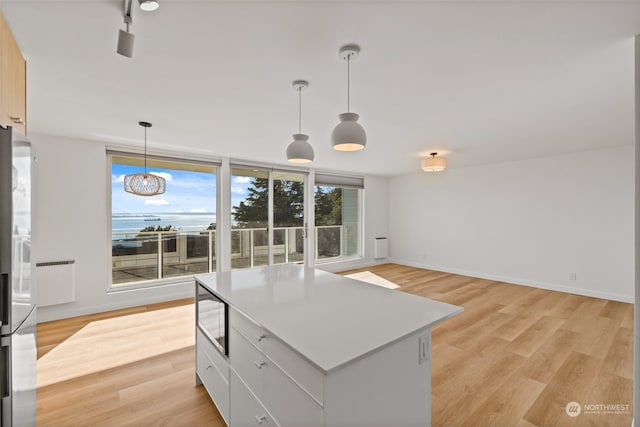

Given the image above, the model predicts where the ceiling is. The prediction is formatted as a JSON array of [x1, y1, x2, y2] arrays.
[[3, 0, 640, 176]]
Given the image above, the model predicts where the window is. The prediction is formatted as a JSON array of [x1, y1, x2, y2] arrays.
[[230, 167, 269, 269], [110, 154, 217, 287], [230, 167, 306, 269], [314, 174, 363, 261]]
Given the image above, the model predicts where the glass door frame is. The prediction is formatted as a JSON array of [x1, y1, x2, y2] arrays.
[[229, 162, 309, 269]]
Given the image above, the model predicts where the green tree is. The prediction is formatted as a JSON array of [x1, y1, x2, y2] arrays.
[[314, 186, 342, 226], [139, 225, 175, 233], [232, 178, 307, 227], [232, 179, 343, 227], [315, 186, 342, 257], [232, 178, 269, 227]]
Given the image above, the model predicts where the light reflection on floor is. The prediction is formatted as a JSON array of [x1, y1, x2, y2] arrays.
[[37, 304, 195, 388]]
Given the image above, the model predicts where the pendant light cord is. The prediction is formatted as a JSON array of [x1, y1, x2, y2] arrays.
[[144, 126, 147, 174], [347, 53, 351, 112], [298, 86, 302, 133]]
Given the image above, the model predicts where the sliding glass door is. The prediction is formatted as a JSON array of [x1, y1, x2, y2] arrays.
[[273, 171, 305, 265], [231, 166, 306, 269]]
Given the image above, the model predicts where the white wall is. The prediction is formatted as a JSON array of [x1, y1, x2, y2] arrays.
[[389, 146, 634, 302], [31, 134, 194, 322], [30, 133, 391, 321]]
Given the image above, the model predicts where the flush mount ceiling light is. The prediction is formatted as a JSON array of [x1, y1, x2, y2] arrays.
[[287, 80, 314, 164], [138, 0, 159, 11], [331, 44, 366, 152], [421, 152, 447, 172], [124, 122, 166, 196]]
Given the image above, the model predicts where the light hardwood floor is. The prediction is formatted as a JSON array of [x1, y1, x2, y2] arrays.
[[37, 264, 633, 426]]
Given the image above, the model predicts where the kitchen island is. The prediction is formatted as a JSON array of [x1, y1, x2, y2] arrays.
[[195, 264, 462, 427]]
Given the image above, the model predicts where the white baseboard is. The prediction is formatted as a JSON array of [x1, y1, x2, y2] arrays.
[[36, 283, 194, 323], [389, 259, 633, 303]]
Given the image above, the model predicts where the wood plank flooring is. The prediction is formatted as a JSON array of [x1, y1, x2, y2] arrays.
[[36, 264, 633, 426]]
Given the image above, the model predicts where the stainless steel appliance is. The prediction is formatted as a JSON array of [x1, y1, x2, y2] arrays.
[[196, 283, 228, 357], [0, 126, 36, 427]]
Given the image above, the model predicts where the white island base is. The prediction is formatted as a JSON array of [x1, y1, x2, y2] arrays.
[[195, 265, 462, 427]]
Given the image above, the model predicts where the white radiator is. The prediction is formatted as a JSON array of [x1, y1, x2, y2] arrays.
[[35, 260, 76, 307], [373, 237, 388, 259]]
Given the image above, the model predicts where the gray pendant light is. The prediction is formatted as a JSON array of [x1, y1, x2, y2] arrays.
[[287, 80, 314, 163], [124, 122, 166, 196], [331, 44, 366, 152]]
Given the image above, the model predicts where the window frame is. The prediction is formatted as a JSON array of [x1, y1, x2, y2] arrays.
[[107, 150, 220, 291], [106, 151, 365, 289], [313, 172, 365, 264]]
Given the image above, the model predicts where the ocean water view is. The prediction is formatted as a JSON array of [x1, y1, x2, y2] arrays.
[[112, 213, 216, 233]]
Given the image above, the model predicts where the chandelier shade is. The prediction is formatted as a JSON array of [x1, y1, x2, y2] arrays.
[[287, 134, 314, 163], [124, 121, 167, 196], [124, 173, 166, 195], [331, 112, 366, 151], [421, 152, 447, 172]]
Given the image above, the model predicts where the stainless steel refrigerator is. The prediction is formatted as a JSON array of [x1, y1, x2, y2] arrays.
[[0, 126, 36, 427]]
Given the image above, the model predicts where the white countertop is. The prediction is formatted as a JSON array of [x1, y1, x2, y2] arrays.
[[195, 264, 462, 374]]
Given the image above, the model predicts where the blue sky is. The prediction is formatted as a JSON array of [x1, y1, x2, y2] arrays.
[[112, 164, 255, 213], [112, 164, 218, 213]]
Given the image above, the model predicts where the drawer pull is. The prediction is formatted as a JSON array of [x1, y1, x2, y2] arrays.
[[255, 415, 266, 424], [254, 361, 266, 369], [9, 116, 24, 125], [206, 364, 213, 370], [255, 334, 267, 342]]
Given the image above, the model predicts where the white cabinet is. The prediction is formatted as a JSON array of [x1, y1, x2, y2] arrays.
[[229, 322, 324, 426], [196, 328, 230, 425], [195, 266, 462, 427], [230, 371, 278, 427], [226, 307, 431, 427]]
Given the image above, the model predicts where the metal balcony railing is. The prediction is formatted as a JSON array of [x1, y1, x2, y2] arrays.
[[111, 225, 350, 285]]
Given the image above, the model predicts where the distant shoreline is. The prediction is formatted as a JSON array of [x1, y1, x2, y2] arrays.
[[112, 213, 216, 234]]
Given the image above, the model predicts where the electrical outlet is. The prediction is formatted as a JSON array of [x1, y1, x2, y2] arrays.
[[570, 273, 577, 281], [419, 334, 429, 364]]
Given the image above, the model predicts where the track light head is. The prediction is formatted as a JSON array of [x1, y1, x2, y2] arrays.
[[117, 29, 135, 58]]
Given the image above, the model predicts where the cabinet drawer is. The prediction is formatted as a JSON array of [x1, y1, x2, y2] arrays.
[[198, 328, 229, 382], [261, 362, 324, 427], [231, 329, 324, 427], [263, 337, 324, 405], [197, 341, 230, 424], [230, 307, 268, 350], [230, 327, 265, 396], [231, 371, 279, 427], [230, 307, 324, 405]]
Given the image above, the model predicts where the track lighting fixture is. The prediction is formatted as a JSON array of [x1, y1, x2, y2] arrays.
[[117, 0, 135, 58], [117, 0, 158, 58]]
